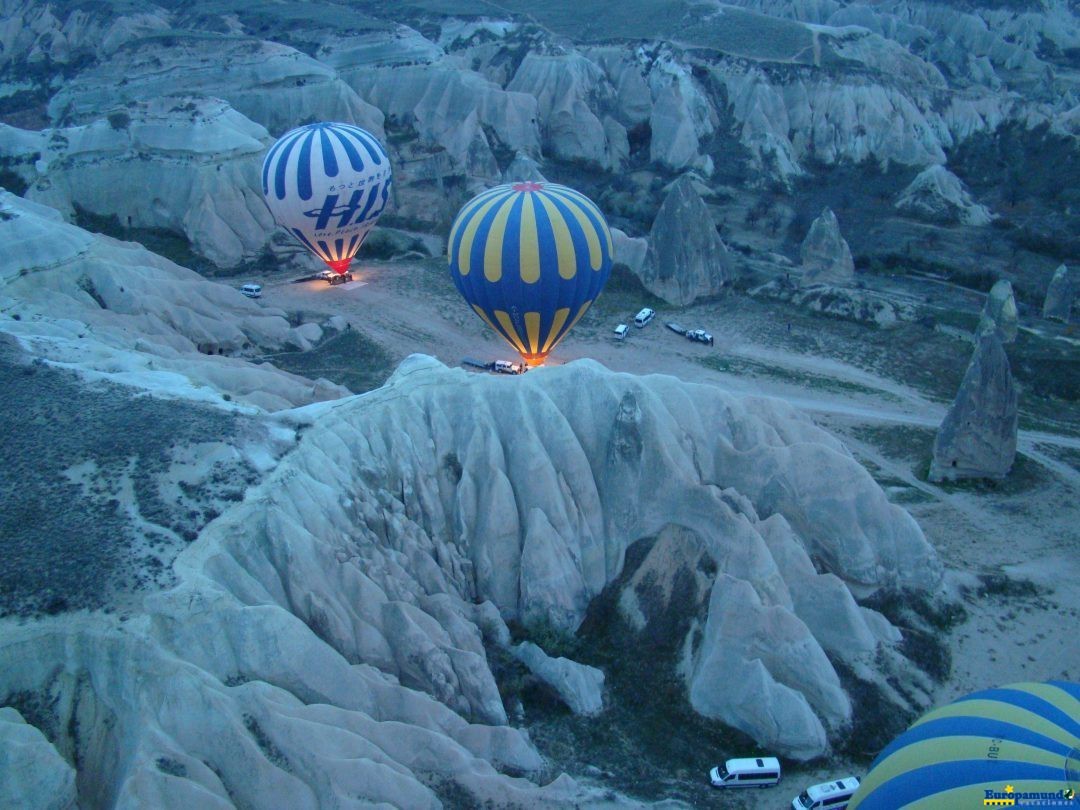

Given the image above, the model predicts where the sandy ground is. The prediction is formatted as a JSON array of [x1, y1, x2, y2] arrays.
[[256, 258, 1079, 806]]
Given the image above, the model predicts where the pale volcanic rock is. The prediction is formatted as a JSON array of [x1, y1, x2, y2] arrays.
[[800, 207, 855, 287], [501, 152, 547, 184], [47, 35, 384, 138], [0, 0, 170, 69], [316, 26, 444, 71], [0, 707, 77, 810], [512, 642, 605, 716], [5, 98, 274, 268], [896, 165, 994, 226], [638, 175, 733, 306], [610, 227, 648, 275], [347, 63, 540, 178], [930, 331, 1018, 482], [978, 279, 1019, 344], [218, 355, 933, 755], [1043, 264, 1074, 323], [507, 52, 625, 170], [0, 193, 344, 410]]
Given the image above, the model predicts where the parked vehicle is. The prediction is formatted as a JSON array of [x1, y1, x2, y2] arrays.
[[493, 360, 524, 375], [634, 307, 656, 327], [792, 777, 860, 809], [686, 328, 714, 345], [319, 270, 353, 285], [613, 324, 629, 340], [710, 757, 782, 789], [240, 283, 262, 298]]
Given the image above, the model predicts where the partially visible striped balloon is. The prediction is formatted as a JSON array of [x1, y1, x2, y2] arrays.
[[262, 122, 392, 274], [850, 680, 1080, 809], [447, 181, 613, 365]]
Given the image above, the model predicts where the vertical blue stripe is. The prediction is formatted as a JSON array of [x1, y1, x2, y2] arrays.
[[320, 128, 339, 178], [329, 128, 366, 172], [352, 128, 384, 165], [291, 227, 325, 260], [272, 131, 305, 201], [295, 130, 316, 201]]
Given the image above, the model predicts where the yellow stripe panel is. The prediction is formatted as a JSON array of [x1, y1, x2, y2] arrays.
[[541, 307, 572, 355], [494, 310, 528, 355], [518, 193, 541, 283], [547, 188, 603, 270], [535, 192, 577, 280], [471, 304, 501, 336], [916, 701, 1080, 750], [456, 193, 506, 277], [541, 299, 593, 356], [448, 186, 504, 264], [891, 779, 1076, 810], [483, 195, 517, 283], [525, 312, 541, 355], [852, 737, 1070, 802], [1020, 683, 1080, 725]]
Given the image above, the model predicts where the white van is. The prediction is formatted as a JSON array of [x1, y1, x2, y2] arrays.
[[634, 307, 655, 327], [613, 324, 629, 340], [240, 283, 262, 298], [792, 777, 860, 809], [710, 757, 782, 789]]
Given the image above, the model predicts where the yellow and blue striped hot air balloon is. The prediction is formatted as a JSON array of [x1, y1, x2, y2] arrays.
[[850, 680, 1080, 809], [447, 181, 613, 365]]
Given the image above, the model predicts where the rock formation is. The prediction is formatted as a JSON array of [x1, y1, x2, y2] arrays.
[[0, 707, 77, 810], [930, 331, 1018, 482], [610, 227, 648, 276], [346, 63, 540, 181], [978, 279, 1019, 344], [0, 349, 942, 801], [638, 176, 733, 306], [2, 98, 274, 268], [800, 208, 854, 287], [506, 52, 625, 170], [47, 35, 383, 138], [1043, 264, 1074, 322], [0, 192, 345, 410], [896, 165, 994, 226], [502, 152, 547, 184], [512, 642, 604, 716]]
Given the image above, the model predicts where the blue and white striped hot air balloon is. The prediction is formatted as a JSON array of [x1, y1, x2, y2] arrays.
[[262, 122, 392, 275], [447, 181, 613, 365], [850, 680, 1080, 809]]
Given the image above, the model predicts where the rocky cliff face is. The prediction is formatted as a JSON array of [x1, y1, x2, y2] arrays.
[[0, 350, 943, 808], [1, 98, 273, 268], [0, 192, 344, 410], [800, 207, 855, 287], [1, 0, 1073, 293], [930, 331, 1018, 481], [638, 176, 733, 305]]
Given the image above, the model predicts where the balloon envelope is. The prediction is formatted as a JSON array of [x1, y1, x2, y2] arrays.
[[262, 122, 391, 274], [447, 181, 613, 365], [850, 680, 1080, 808]]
